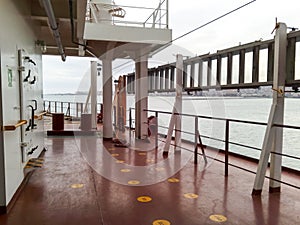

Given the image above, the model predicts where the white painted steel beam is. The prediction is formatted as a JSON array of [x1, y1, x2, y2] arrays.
[[175, 55, 183, 151], [164, 54, 183, 153], [91, 61, 98, 129], [252, 23, 287, 195], [102, 58, 113, 139], [135, 54, 149, 139]]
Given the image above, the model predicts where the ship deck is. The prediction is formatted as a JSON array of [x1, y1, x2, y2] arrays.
[[0, 119, 299, 225]]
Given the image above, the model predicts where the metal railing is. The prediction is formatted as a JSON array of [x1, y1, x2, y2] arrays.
[[125, 29, 300, 94], [87, 0, 169, 29], [43, 100, 102, 119], [127, 108, 300, 190]]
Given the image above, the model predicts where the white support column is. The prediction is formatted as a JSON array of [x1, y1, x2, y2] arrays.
[[135, 54, 148, 139], [102, 58, 113, 139], [252, 23, 287, 195], [163, 54, 183, 154], [175, 54, 183, 151], [91, 61, 98, 129], [269, 22, 287, 192]]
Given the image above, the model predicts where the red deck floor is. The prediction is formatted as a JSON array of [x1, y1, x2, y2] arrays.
[[0, 121, 300, 225]]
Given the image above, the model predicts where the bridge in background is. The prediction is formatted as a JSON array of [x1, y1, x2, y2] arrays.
[[126, 29, 300, 94]]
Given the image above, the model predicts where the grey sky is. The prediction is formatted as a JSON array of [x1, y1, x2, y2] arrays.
[[43, 0, 300, 94]]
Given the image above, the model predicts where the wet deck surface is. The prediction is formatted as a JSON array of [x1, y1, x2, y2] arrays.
[[0, 122, 300, 225]]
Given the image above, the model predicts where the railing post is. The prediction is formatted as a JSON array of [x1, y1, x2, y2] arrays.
[[61, 102, 63, 113], [54, 101, 57, 113], [166, 0, 169, 28], [67, 102, 71, 117], [129, 107, 132, 143], [225, 120, 229, 177], [159, 0, 162, 28], [48, 101, 51, 113], [76, 103, 79, 118], [194, 116, 198, 164], [152, 12, 155, 27], [155, 111, 158, 149]]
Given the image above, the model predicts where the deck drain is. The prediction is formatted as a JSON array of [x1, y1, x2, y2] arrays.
[[116, 160, 125, 164], [152, 219, 171, 225], [138, 152, 147, 156], [209, 214, 227, 222], [111, 153, 119, 157], [120, 169, 131, 173], [137, 196, 152, 203]]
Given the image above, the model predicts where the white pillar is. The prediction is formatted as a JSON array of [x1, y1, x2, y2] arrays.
[[252, 23, 287, 195], [163, 54, 183, 154], [91, 61, 97, 129], [175, 54, 183, 151], [102, 58, 113, 139], [135, 55, 148, 139], [269, 22, 287, 192]]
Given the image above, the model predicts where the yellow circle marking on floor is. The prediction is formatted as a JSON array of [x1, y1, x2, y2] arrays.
[[116, 160, 125, 164], [71, 183, 84, 189], [152, 219, 171, 225], [128, 180, 140, 185], [137, 196, 152, 203], [130, 147, 140, 150], [120, 169, 131, 173], [183, 193, 199, 199], [155, 167, 165, 171], [146, 159, 155, 163], [209, 214, 227, 222], [108, 147, 116, 151], [111, 153, 119, 157], [168, 178, 180, 183], [138, 152, 147, 156]]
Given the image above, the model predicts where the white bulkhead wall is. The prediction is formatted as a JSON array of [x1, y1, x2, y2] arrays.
[[0, 0, 44, 208]]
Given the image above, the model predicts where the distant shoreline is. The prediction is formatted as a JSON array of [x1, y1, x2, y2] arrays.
[[44, 93, 300, 98]]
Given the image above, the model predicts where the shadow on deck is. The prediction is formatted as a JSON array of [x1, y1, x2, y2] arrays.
[[0, 118, 299, 225]]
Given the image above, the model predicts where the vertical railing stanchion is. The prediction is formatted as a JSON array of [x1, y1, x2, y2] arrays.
[[155, 111, 158, 149], [48, 101, 51, 113], [129, 108, 132, 143], [225, 119, 229, 177], [76, 103, 79, 118], [67, 102, 71, 117], [194, 116, 198, 164], [54, 101, 57, 113], [61, 102, 63, 113], [166, 0, 169, 28], [80, 103, 83, 116]]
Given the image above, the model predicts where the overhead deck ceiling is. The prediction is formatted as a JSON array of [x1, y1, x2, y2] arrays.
[[29, 0, 88, 57], [17, 0, 171, 60]]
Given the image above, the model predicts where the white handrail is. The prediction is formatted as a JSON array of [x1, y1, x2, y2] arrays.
[[87, 1, 169, 29]]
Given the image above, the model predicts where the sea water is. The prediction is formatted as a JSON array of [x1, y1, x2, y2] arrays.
[[44, 94, 300, 171]]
